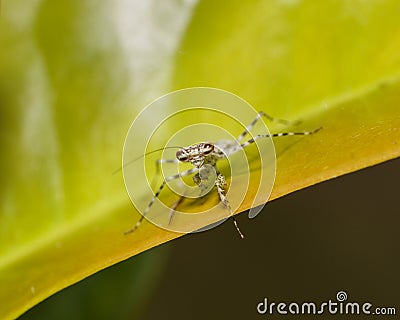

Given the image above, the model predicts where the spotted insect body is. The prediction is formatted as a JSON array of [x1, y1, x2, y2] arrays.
[[125, 111, 322, 238], [176, 142, 216, 167]]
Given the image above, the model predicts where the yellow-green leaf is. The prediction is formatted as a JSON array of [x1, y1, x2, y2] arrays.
[[1, 1, 400, 319]]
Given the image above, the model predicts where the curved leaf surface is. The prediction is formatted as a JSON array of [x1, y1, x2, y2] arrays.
[[1, 1, 400, 319]]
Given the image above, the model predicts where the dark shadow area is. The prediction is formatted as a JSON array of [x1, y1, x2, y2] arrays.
[[145, 157, 400, 319]]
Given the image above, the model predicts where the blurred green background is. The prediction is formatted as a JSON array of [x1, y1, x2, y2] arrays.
[[1, 0, 399, 319]]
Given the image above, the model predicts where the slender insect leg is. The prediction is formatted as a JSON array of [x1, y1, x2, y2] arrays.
[[240, 126, 322, 149], [215, 173, 244, 239], [167, 178, 188, 225], [151, 158, 179, 189], [155, 159, 179, 171], [125, 167, 198, 234], [236, 111, 299, 143], [168, 193, 185, 225]]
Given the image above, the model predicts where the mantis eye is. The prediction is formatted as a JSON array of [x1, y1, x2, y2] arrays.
[[176, 149, 189, 162], [202, 143, 214, 155]]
